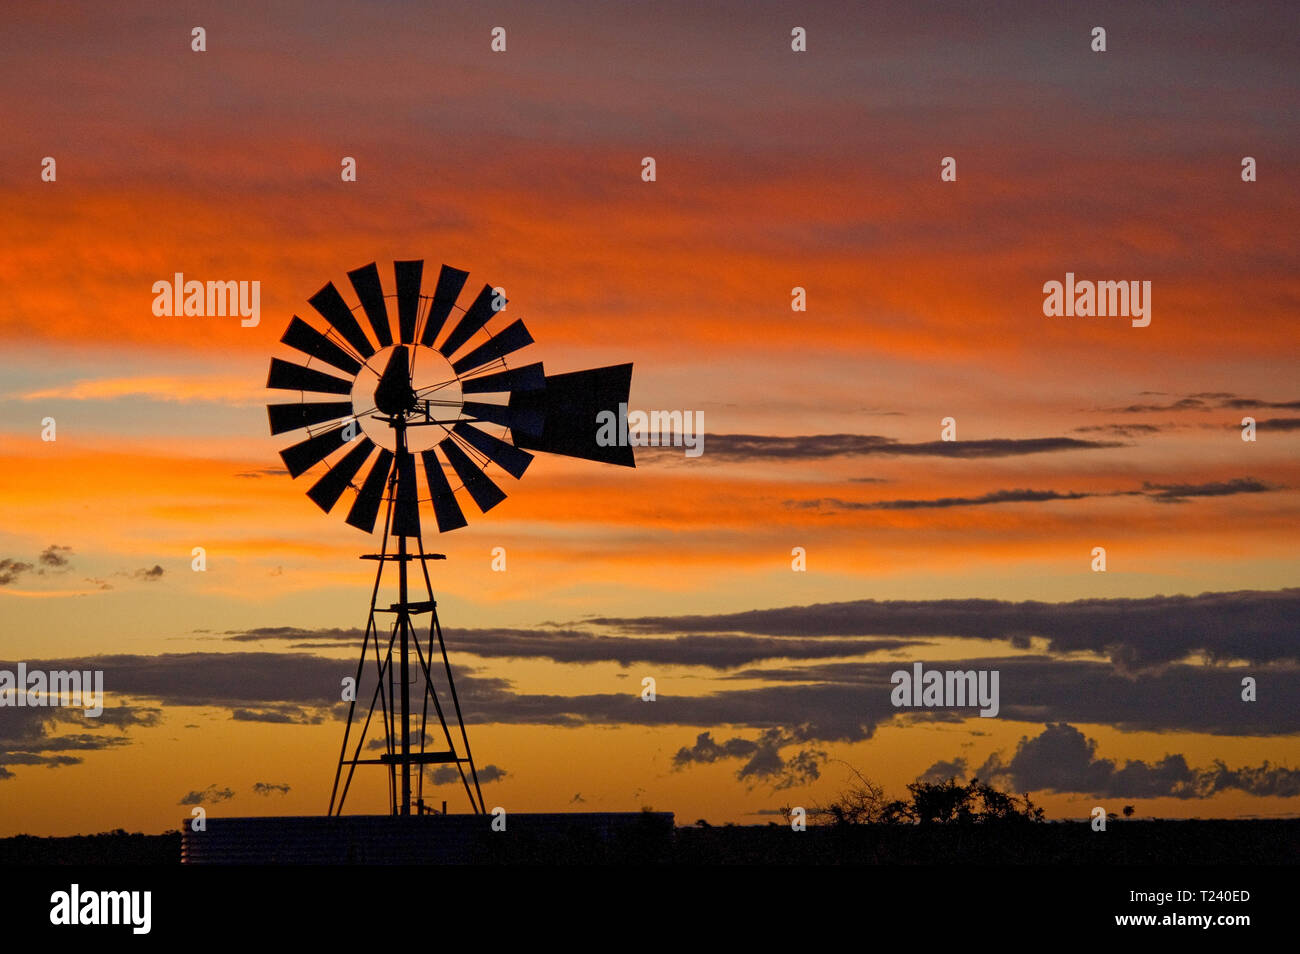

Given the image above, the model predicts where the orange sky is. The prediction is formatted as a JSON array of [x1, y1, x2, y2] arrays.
[[0, 0, 1297, 835]]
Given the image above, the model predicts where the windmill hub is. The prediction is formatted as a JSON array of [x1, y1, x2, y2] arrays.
[[350, 344, 463, 453]]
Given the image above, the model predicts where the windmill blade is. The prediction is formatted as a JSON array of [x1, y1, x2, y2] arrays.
[[440, 438, 507, 513], [309, 281, 375, 358], [347, 262, 393, 348], [421, 449, 468, 532], [509, 363, 635, 467], [345, 449, 394, 532], [268, 358, 354, 395], [390, 451, 421, 537], [394, 260, 423, 344], [461, 400, 543, 439], [461, 362, 545, 395], [451, 319, 534, 376], [279, 423, 354, 478], [281, 317, 363, 376], [267, 400, 354, 436], [438, 284, 499, 359], [451, 422, 533, 479], [307, 438, 375, 513], [419, 264, 470, 347]]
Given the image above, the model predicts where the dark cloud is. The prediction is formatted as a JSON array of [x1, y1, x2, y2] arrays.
[[231, 706, 324, 724], [4, 649, 1294, 760], [977, 723, 1300, 799], [797, 478, 1278, 512], [131, 565, 164, 582], [0, 547, 75, 584], [1074, 424, 1163, 437], [673, 729, 826, 790], [0, 560, 33, 586], [429, 763, 507, 785], [717, 657, 1297, 738], [803, 489, 1098, 511], [0, 704, 160, 780], [590, 588, 1300, 670], [1142, 477, 1280, 503], [224, 625, 925, 668], [1103, 393, 1300, 414], [691, 433, 1123, 462], [235, 467, 290, 479], [178, 784, 235, 805], [38, 545, 72, 569], [1218, 398, 1300, 411], [1, 653, 349, 710], [252, 782, 290, 796], [1258, 417, 1300, 432]]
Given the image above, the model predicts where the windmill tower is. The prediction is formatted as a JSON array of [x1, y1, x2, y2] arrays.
[[265, 259, 633, 816]]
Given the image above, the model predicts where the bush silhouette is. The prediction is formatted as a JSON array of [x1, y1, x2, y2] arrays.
[[805, 765, 1045, 826]]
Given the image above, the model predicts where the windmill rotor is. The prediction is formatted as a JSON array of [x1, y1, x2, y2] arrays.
[[266, 258, 635, 536]]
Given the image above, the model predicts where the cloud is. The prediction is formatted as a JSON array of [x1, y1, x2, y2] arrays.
[[1102, 392, 1300, 414], [976, 723, 1300, 799], [1, 546, 76, 584], [798, 478, 1279, 512], [37, 545, 72, 569], [1142, 478, 1281, 502], [251, 782, 290, 796], [1258, 417, 1300, 432], [1073, 423, 1163, 437], [5, 648, 1296, 754], [673, 728, 826, 790], [224, 625, 925, 668], [178, 784, 236, 805], [0, 560, 34, 586], [428, 763, 507, 785], [0, 703, 160, 780], [804, 489, 1099, 511], [590, 588, 1300, 670], [688, 433, 1124, 462], [130, 565, 164, 582], [231, 706, 324, 724]]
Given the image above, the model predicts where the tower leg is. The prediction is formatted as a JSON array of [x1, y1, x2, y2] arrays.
[[330, 414, 484, 816]]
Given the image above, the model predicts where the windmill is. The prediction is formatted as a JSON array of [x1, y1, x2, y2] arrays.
[[266, 259, 634, 817]]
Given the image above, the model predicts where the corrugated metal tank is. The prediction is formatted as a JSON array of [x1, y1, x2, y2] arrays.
[[181, 813, 676, 864]]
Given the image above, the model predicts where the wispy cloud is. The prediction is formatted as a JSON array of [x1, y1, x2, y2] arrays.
[[796, 477, 1281, 511], [13, 375, 264, 406], [690, 434, 1125, 462]]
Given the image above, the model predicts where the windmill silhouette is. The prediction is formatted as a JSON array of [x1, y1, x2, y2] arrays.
[[266, 259, 633, 816]]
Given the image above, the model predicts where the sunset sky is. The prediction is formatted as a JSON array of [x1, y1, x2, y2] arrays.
[[1, 1, 1297, 835]]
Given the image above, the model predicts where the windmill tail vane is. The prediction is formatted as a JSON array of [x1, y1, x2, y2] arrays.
[[264, 257, 634, 816]]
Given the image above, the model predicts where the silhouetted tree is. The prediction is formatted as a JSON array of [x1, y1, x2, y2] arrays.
[[811, 770, 1044, 826]]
